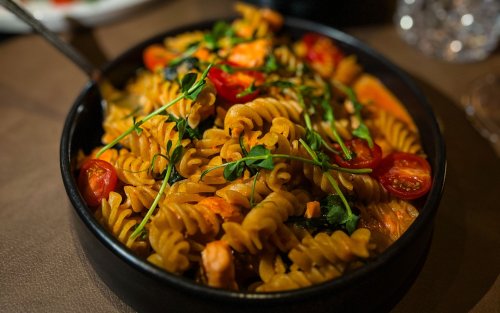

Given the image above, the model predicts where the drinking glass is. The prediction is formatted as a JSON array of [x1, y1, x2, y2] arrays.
[[394, 0, 500, 63], [460, 74, 500, 156]]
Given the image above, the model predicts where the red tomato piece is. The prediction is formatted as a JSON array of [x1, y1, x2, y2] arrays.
[[143, 44, 176, 72], [207, 63, 265, 104], [51, 0, 75, 4], [373, 152, 432, 200], [301, 33, 344, 77], [332, 139, 382, 169], [78, 159, 118, 207]]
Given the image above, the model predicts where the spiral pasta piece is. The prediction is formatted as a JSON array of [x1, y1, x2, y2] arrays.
[[96, 192, 149, 255], [102, 105, 135, 145], [288, 228, 372, 272], [216, 175, 272, 210], [274, 45, 304, 74], [375, 110, 424, 156], [165, 179, 216, 204], [256, 264, 342, 292], [147, 229, 191, 274], [269, 117, 306, 142], [232, 2, 282, 39], [222, 190, 310, 254], [224, 97, 302, 137], [154, 201, 220, 239], [159, 79, 217, 129], [114, 150, 155, 186], [123, 184, 160, 213], [164, 31, 205, 53]]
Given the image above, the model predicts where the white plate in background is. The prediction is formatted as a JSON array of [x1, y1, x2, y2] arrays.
[[0, 0, 154, 33]]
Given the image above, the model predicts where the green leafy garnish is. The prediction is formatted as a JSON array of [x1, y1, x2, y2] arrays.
[[210, 144, 275, 182], [168, 166, 185, 185], [299, 139, 359, 234], [203, 21, 252, 50], [249, 171, 259, 208], [96, 64, 213, 158], [319, 82, 352, 160], [169, 44, 200, 66], [287, 195, 359, 234], [200, 143, 371, 182], [130, 111, 189, 240], [262, 54, 278, 73], [305, 128, 323, 151], [332, 80, 374, 148], [236, 80, 257, 98]]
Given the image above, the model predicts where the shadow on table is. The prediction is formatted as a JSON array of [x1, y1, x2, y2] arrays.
[[393, 76, 500, 313]]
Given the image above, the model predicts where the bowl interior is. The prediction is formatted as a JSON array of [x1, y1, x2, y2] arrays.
[[60, 17, 446, 304]]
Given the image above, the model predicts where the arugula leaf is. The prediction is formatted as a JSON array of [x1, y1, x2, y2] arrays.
[[245, 145, 269, 161], [223, 161, 245, 181], [180, 72, 198, 93], [286, 216, 332, 234], [316, 151, 331, 171], [186, 81, 206, 100], [332, 79, 374, 148], [320, 194, 359, 234], [132, 117, 143, 135], [245, 145, 274, 170], [249, 171, 259, 208], [168, 166, 185, 185], [256, 156, 275, 170], [345, 214, 360, 235], [166, 140, 173, 155], [322, 195, 345, 225], [203, 21, 235, 50], [266, 80, 296, 89], [352, 123, 374, 148], [239, 134, 249, 156], [170, 145, 184, 164], [236, 80, 257, 98], [262, 54, 278, 73], [164, 57, 199, 81], [168, 114, 209, 140], [220, 63, 235, 73], [305, 129, 323, 151]]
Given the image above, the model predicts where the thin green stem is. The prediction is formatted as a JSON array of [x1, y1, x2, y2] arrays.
[[96, 93, 184, 157], [200, 151, 370, 181], [299, 138, 353, 218], [324, 172, 353, 217], [249, 171, 259, 208], [130, 163, 172, 240], [330, 121, 352, 159], [96, 64, 212, 158]]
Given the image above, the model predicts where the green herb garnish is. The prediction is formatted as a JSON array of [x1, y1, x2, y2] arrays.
[[332, 80, 374, 148], [200, 144, 371, 182], [96, 64, 213, 158], [299, 139, 359, 234]]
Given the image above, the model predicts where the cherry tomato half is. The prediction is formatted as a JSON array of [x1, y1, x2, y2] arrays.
[[78, 159, 118, 207], [373, 152, 432, 200], [332, 139, 382, 169], [143, 44, 176, 72], [207, 63, 265, 104], [301, 33, 344, 77]]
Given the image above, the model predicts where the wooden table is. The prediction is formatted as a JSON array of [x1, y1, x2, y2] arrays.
[[1, 0, 499, 312]]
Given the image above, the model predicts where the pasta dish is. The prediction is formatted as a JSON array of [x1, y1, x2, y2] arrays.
[[76, 3, 432, 292]]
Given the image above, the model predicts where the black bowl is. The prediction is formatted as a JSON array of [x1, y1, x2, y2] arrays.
[[60, 17, 446, 313]]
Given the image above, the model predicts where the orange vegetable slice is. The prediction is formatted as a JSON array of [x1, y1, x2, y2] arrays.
[[353, 74, 416, 131]]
